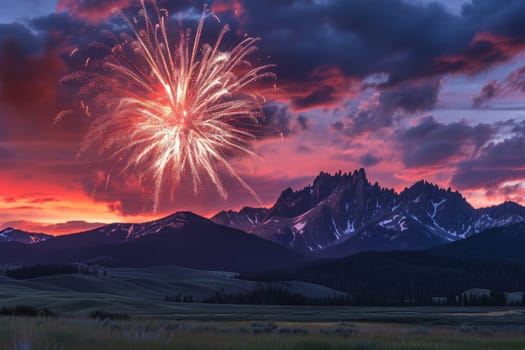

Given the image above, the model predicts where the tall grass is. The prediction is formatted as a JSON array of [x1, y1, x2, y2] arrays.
[[1, 317, 525, 350]]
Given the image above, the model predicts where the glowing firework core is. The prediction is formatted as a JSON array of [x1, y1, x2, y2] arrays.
[[62, 0, 275, 211]]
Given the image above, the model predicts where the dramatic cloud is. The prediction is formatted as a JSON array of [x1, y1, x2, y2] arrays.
[[397, 116, 495, 168], [472, 65, 525, 107], [452, 135, 525, 190], [297, 115, 309, 130], [333, 79, 441, 136], [255, 105, 309, 139], [0, 41, 65, 125], [359, 152, 383, 167], [434, 32, 525, 76], [56, 0, 137, 22], [232, 0, 525, 95], [472, 80, 499, 108], [50, 0, 525, 100], [2, 0, 525, 230]]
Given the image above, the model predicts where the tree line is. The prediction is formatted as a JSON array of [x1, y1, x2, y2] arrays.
[[5, 264, 107, 279]]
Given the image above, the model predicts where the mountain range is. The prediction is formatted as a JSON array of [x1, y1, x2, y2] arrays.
[[212, 169, 525, 257], [0, 212, 308, 273], [1, 168, 524, 274]]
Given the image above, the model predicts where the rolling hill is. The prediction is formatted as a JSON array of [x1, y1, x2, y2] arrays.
[[0, 265, 343, 315]]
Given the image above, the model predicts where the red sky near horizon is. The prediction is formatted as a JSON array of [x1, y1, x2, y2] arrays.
[[0, 0, 524, 235]]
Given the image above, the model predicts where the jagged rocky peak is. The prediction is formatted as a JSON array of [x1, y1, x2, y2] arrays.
[[401, 179, 471, 207], [402, 180, 441, 198], [210, 168, 525, 256], [312, 169, 368, 197], [268, 169, 372, 218]]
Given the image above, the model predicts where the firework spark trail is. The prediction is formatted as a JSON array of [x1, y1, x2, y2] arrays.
[[60, 0, 275, 211]]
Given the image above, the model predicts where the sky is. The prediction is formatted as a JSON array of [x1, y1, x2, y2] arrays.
[[0, 0, 524, 235]]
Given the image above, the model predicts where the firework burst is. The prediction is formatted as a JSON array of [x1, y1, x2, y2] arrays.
[[59, 0, 275, 211]]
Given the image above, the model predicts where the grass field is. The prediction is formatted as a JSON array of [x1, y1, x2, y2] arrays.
[[2, 316, 525, 350], [2, 266, 525, 349]]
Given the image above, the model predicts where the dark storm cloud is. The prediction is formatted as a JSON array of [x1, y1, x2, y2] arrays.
[[462, 0, 525, 38], [359, 152, 382, 167], [333, 79, 440, 136], [253, 105, 309, 139], [257, 105, 293, 138], [452, 135, 525, 190], [380, 80, 441, 114], [30, 12, 92, 42], [237, 0, 459, 84], [331, 120, 344, 131], [0, 23, 41, 53], [397, 116, 495, 168], [0, 31, 67, 137], [51, 0, 525, 112], [55, 0, 525, 111], [292, 86, 338, 110], [234, 0, 525, 91], [0, 16, 94, 137], [296, 115, 309, 131]]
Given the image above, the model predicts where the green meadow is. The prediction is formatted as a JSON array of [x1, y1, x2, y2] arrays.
[[1, 265, 525, 349]]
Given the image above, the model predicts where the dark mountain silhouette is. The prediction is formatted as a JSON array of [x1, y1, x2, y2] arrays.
[[0, 212, 309, 273], [431, 223, 525, 265], [213, 169, 525, 257]]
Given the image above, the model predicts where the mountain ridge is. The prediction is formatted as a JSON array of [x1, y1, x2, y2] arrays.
[[0, 227, 54, 244], [212, 169, 525, 257], [2, 168, 524, 260], [0, 211, 310, 273]]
